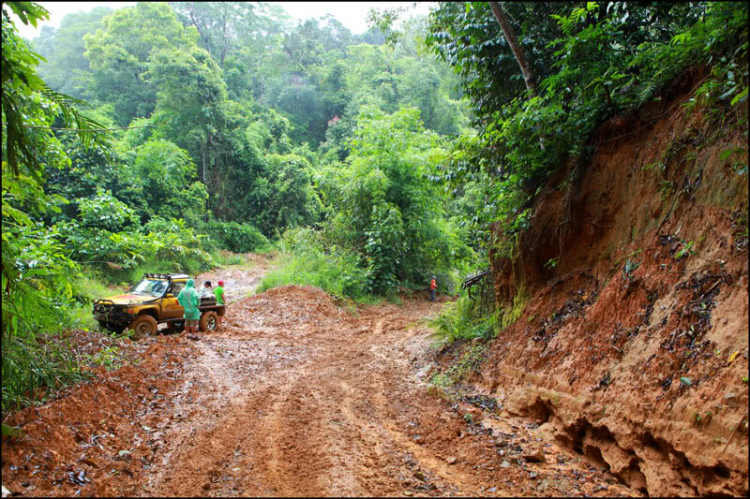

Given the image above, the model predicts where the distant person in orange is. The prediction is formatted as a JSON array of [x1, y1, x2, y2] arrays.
[[430, 275, 437, 302]]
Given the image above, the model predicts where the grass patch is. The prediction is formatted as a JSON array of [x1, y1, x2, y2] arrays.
[[2, 333, 89, 412], [84, 345, 123, 371], [431, 294, 500, 345], [257, 228, 375, 302], [211, 250, 244, 267], [258, 249, 374, 302]]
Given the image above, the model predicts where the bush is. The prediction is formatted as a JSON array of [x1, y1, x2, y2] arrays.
[[258, 227, 373, 301], [57, 216, 213, 274], [202, 220, 269, 253], [320, 106, 473, 294], [431, 293, 499, 345], [2, 223, 88, 411]]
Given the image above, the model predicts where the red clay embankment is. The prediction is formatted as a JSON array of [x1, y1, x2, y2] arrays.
[[484, 67, 749, 496]]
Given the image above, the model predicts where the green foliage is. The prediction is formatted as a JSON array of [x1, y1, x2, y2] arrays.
[[499, 286, 530, 329], [55, 213, 213, 274], [2, 3, 114, 412], [83, 2, 196, 125], [211, 251, 244, 266], [77, 189, 139, 232], [430, 343, 487, 386], [2, 4, 108, 180], [258, 227, 374, 301], [32, 6, 113, 99], [202, 221, 269, 253], [623, 258, 641, 279], [28, 2, 470, 246], [130, 139, 207, 226], [253, 153, 322, 235], [675, 240, 696, 260], [322, 106, 472, 293], [427, 1, 748, 252], [544, 257, 559, 270], [88, 346, 121, 371], [431, 294, 499, 344]]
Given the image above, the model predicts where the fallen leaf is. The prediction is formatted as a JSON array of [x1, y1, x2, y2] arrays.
[[728, 351, 739, 363]]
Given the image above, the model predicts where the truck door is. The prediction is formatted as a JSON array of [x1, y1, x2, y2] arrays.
[[164, 281, 186, 320]]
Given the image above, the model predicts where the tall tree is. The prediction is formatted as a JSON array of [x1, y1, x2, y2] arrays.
[[32, 6, 112, 99], [148, 45, 228, 184], [488, 2, 537, 97], [83, 2, 196, 125]]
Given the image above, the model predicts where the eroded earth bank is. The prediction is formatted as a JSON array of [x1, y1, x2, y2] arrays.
[[483, 68, 749, 497]]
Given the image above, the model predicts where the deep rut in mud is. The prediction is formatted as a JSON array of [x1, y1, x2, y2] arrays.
[[2, 257, 636, 497]]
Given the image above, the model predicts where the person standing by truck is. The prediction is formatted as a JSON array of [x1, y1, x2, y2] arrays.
[[177, 278, 200, 335], [214, 279, 226, 328]]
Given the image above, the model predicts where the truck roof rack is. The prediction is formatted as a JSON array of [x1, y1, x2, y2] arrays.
[[143, 273, 192, 281], [144, 273, 173, 280]]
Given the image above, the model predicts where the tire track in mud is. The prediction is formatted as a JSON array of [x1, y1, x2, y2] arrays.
[[132, 262, 636, 497], [138, 290, 501, 497]]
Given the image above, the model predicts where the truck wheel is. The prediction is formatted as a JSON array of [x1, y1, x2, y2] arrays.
[[129, 315, 158, 340], [199, 311, 218, 332]]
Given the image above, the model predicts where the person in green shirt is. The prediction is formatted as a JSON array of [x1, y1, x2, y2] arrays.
[[214, 279, 226, 328], [177, 278, 200, 335]]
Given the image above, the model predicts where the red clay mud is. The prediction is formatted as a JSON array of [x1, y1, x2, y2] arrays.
[[2, 259, 634, 497]]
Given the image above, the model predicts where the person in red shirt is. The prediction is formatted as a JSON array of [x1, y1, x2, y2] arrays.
[[430, 275, 437, 302]]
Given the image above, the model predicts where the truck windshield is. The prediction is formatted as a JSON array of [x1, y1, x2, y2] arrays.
[[128, 279, 168, 296]]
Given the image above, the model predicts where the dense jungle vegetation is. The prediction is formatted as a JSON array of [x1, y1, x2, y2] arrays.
[[2, 2, 747, 412]]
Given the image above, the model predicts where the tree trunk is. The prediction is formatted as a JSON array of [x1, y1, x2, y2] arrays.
[[188, 6, 212, 58], [488, 2, 537, 97], [219, 4, 229, 67], [489, 1, 545, 150]]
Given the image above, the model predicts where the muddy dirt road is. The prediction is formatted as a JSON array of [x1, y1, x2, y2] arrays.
[[2, 255, 634, 497]]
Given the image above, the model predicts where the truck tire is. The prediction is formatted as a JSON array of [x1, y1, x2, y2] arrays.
[[199, 311, 218, 332], [129, 315, 158, 340]]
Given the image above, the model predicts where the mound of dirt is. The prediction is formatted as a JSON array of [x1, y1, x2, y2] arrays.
[[222, 285, 347, 336]]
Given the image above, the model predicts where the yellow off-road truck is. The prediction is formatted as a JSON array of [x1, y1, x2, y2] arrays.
[[93, 273, 221, 339]]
